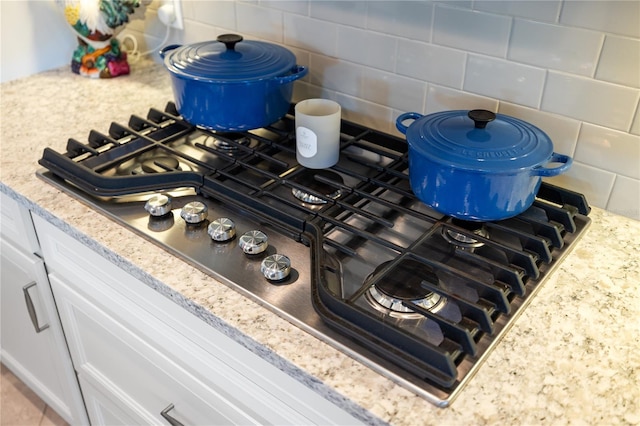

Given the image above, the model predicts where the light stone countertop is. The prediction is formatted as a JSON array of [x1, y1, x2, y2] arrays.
[[1, 59, 639, 425]]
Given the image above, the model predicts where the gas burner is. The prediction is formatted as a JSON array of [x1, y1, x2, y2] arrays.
[[442, 219, 489, 248], [365, 260, 445, 319], [202, 132, 252, 153], [291, 169, 343, 205]]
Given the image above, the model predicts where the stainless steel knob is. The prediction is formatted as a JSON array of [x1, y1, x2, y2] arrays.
[[208, 217, 236, 242], [180, 201, 208, 224], [261, 254, 291, 281], [239, 230, 268, 255], [145, 194, 173, 217]]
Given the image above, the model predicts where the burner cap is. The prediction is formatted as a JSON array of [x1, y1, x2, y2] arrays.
[[442, 220, 489, 248], [204, 132, 252, 152], [291, 169, 343, 205], [365, 260, 445, 319]]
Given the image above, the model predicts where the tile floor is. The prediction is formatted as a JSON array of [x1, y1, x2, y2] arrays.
[[0, 363, 68, 426]]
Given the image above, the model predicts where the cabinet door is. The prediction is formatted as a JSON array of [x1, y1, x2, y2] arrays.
[[50, 273, 259, 426], [0, 238, 88, 425]]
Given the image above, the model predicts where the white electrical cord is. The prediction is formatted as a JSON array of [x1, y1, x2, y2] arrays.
[[119, 22, 171, 64]]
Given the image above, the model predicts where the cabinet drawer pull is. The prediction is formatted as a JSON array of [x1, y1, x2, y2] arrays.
[[22, 282, 50, 333], [160, 403, 184, 426]]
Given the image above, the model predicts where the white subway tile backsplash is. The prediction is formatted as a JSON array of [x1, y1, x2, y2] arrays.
[[360, 69, 426, 113], [464, 55, 545, 108], [309, 1, 367, 28], [574, 123, 640, 180], [335, 92, 393, 133], [497, 102, 580, 157], [473, 1, 561, 23], [544, 162, 616, 209], [178, 19, 222, 44], [632, 106, 640, 136], [396, 40, 466, 89], [607, 175, 640, 220], [308, 54, 362, 97], [283, 14, 337, 56], [595, 36, 640, 89], [433, 4, 511, 57], [189, 1, 236, 28], [236, 3, 283, 42], [560, 0, 640, 38], [336, 27, 396, 72], [508, 19, 602, 76], [259, 1, 308, 16], [542, 72, 640, 131], [434, 1, 472, 9], [366, 1, 433, 42], [293, 81, 333, 104], [425, 85, 498, 114]]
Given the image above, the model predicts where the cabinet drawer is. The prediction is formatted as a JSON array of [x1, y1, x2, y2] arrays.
[[50, 274, 255, 425]]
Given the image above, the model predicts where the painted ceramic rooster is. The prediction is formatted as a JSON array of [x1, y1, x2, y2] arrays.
[[59, 0, 148, 78]]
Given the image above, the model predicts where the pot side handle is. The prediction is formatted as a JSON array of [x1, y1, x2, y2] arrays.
[[274, 66, 309, 84], [159, 44, 182, 59], [532, 153, 573, 177], [395, 112, 424, 135]]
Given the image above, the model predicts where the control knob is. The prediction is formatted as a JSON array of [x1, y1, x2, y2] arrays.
[[208, 217, 236, 242], [145, 194, 173, 217], [261, 254, 291, 281], [238, 230, 268, 255], [180, 201, 208, 224]]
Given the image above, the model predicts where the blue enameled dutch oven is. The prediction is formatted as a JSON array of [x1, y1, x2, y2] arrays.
[[396, 109, 572, 221], [160, 34, 308, 131]]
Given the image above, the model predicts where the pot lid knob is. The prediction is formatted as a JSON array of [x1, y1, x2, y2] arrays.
[[468, 109, 496, 129], [217, 33, 243, 51]]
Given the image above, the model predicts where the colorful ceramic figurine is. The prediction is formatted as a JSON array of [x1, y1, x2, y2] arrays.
[[60, 0, 146, 78]]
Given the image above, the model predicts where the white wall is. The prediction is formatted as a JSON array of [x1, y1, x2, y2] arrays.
[[0, 0, 77, 83]]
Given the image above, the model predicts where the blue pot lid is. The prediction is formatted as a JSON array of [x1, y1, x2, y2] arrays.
[[162, 34, 297, 82], [404, 110, 555, 172]]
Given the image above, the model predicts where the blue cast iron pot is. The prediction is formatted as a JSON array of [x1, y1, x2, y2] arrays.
[[160, 34, 308, 131], [396, 110, 572, 221]]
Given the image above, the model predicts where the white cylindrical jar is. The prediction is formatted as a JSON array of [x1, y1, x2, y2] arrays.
[[295, 99, 341, 169]]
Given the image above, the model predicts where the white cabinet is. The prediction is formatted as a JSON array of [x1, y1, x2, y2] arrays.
[[0, 193, 88, 425], [32, 213, 362, 426]]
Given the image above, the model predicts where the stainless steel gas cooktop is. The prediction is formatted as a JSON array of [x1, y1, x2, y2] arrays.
[[38, 102, 591, 407]]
